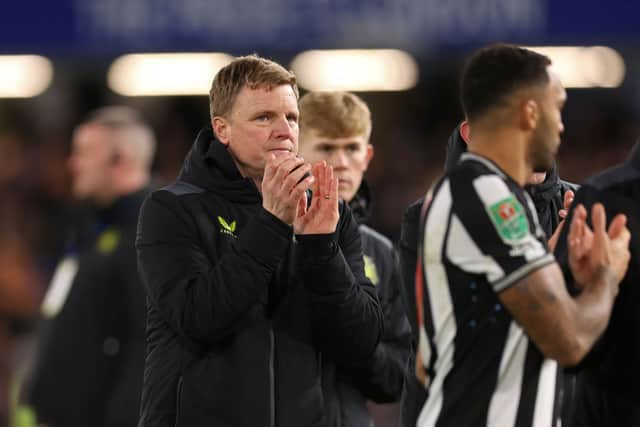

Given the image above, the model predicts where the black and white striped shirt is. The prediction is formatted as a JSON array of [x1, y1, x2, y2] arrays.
[[417, 152, 560, 427]]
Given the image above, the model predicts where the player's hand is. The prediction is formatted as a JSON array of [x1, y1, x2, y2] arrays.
[[548, 190, 575, 251], [262, 153, 314, 225], [294, 161, 339, 235], [603, 210, 631, 285], [568, 203, 630, 291]]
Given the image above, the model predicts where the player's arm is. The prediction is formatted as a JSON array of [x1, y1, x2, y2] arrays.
[[499, 203, 630, 366], [500, 263, 616, 366]]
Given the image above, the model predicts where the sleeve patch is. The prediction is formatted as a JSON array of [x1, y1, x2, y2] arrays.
[[487, 195, 529, 243]]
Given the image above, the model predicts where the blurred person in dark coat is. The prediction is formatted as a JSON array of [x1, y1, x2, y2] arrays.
[[29, 106, 156, 427], [298, 91, 411, 427], [554, 141, 640, 427]]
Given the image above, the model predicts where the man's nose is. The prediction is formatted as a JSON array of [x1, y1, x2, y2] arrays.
[[272, 116, 295, 140], [331, 149, 349, 168]]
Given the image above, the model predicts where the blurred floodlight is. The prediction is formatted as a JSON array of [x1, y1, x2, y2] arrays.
[[526, 46, 625, 88], [291, 49, 419, 92], [108, 53, 234, 96], [0, 55, 53, 98]]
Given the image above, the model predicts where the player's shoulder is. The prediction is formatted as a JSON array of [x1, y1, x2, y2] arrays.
[[449, 153, 519, 198], [451, 152, 503, 179]]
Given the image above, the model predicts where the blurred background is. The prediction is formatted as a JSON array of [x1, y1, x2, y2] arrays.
[[0, 0, 639, 422], [2, 0, 640, 241]]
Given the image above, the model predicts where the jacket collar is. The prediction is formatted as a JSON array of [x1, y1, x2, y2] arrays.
[[348, 180, 372, 225], [203, 132, 244, 181], [178, 127, 261, 203], [524, 163, 562, 204]]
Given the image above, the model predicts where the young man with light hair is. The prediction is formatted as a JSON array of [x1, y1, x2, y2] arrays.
[[298, 91, 411, 427]]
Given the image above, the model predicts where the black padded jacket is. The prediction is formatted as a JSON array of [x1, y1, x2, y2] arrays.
[[136, 128, 382, 427]]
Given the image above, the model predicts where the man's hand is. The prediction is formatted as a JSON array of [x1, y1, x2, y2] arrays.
[[548, 189, 575, 251], [262, 153, 314, 225], [558, 189, 575, 221], [568, 203, 630, 291], [294, 161, 339, 234]]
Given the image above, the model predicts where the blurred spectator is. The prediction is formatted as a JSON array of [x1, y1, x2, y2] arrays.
[[28, 106, 155, 427]]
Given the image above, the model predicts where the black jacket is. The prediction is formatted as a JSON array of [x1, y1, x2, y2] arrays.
[[524, 165, 578, 238], [30, 189, 148, 427], [135, 129, 382, 427], [327, 183, 411, 427], [555, 142, 640, 427]]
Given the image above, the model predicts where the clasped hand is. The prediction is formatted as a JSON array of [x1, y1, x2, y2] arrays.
[[566, 203, 631, 292], [262, 153, 339, 234]]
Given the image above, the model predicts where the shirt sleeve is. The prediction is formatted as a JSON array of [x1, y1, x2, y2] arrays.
[[447, 174, 555, 293]]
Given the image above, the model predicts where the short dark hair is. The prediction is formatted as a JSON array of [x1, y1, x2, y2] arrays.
[[460, 44, 551, 121]]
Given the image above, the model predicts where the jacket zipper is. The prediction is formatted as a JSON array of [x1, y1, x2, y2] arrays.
[[269, 322, 275, 427], [174, 376, 184, 427]]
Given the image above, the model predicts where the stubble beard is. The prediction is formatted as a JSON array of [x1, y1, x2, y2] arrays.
[[529, 125, 556, 174]]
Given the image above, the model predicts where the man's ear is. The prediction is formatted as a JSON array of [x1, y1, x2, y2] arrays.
[[521, 99, 539, 131], [363, 144, 374, 171], [459, 120, 470, 145], [212, 116, 230, 146]]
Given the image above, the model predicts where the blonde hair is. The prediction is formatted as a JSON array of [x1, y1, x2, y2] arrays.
[[299, 91, 372, 140], [209, 54, 299, 118]]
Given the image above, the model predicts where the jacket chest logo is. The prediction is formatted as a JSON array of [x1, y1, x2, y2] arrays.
[[217, 216, 237, 238], [96, 228, 121, 254], [363, 255, 379, 285]]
